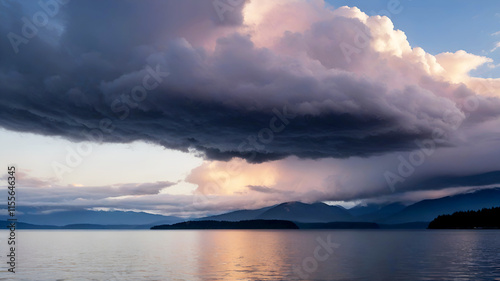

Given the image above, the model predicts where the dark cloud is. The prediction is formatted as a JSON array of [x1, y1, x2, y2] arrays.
[[322, 171, 500, 203], [0, 0, 499, 166], [411, 171, 500, 192]]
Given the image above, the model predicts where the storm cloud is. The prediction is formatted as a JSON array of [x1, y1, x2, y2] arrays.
[[1, 0, 499, 164]]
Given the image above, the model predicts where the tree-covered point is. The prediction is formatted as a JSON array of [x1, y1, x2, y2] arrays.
[[428, 207, 500, 229], [151, 220, 299, 229]]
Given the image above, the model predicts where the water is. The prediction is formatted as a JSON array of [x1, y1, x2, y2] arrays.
[[1, 230, 499, 280]]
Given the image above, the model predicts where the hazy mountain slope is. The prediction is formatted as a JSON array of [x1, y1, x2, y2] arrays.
[[256, 202, 352, 223], [347, 204, 381, 217], [382, 188, 500, 223], [0, 210, 183, 226], [352, 203, 407, 222], [197, 205, 276, 222], [199, 202, 352, 223]]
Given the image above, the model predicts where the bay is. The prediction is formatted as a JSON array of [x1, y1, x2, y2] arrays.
[[1, 230, 499, 280]]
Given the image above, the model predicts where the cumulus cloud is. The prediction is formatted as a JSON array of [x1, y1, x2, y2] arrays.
[[1, 0, 499, 165], [435, 51, 492, 82]]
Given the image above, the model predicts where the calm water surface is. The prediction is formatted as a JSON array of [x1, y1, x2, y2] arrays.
[[0, 230, 499, 280]]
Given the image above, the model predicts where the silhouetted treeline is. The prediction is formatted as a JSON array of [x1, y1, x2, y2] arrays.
[[428, 207, 500, 229], [151, 220, 299, 229], [296, 222, 379, 229]]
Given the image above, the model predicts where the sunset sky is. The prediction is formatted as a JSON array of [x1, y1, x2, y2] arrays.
[[1, 0, 500, 217]]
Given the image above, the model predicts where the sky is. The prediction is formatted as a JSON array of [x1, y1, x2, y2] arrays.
[[0, 0, 500, 218]]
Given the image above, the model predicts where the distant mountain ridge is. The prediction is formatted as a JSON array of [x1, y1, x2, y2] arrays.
[[198, 205, 276, 221], [5, 188, 500, 229], [380, 188, 500, 224], [349, 202, 406, 222], [199, 188, 500, 225], [199, 201, 352, 223], [0, 209, 184, 226]]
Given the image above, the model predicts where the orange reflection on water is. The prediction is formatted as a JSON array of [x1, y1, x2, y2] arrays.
[[194, 230, 300, 280]]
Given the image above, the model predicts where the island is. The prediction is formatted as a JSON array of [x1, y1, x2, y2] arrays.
[[296, 222, 379, 229], [151, 220, 387, 230], [151, 220, 299, 230]]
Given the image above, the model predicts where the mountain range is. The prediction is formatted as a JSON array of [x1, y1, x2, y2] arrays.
[[198, 188, 500, 226], [5, 188, 500, 229], [379, 188, 500, 223], [0, 208, 184, 228], [199, 201, 352, 223]]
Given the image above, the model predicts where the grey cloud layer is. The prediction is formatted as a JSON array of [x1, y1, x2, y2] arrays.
[[9, 175, 176, 203]]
